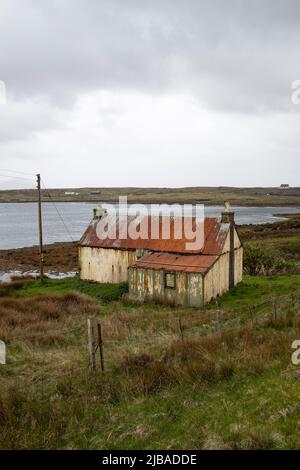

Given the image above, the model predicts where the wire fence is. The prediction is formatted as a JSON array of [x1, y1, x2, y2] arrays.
[[3, 289, 300, 383]]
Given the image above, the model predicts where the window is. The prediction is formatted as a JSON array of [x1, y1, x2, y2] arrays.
[[165, 272, 176, 289]]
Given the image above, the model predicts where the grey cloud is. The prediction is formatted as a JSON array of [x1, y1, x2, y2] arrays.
[[1, 0, 300, 112], [0, 0, 299, 189], [0, 97, 68, 143]]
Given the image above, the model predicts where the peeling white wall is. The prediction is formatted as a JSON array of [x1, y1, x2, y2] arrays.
[[79, 246, 136, 283], [203, 252, 230, 303], [222, 226, 242, 253], [234, 246, 244, 285], [203, 246, 243, 303]]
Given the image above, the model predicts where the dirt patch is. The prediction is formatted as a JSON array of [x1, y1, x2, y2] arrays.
[[0, 242, 78, 274]]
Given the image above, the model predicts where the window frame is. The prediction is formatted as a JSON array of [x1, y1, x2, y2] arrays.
[[165, 271, 176, 289]]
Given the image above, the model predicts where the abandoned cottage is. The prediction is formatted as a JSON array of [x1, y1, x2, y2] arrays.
[[79, 205, 243, 307]]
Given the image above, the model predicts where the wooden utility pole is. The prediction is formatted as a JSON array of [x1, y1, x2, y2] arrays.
[[36, 174, 44, 281]]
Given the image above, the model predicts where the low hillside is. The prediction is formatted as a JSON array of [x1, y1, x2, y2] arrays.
[[1, 186, 300, 205]]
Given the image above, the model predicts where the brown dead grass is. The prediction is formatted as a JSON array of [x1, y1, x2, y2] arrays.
[[112, 324, 294, 396], [0, 291, 99, 344], [0, 281, 299, 449], [0, 278, 35, 297]]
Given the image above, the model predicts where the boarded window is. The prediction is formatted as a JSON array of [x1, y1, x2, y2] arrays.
[[165, 272, 176, 289]]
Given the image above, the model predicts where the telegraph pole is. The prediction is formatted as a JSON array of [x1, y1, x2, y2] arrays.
[[36, 174, 44, 281]]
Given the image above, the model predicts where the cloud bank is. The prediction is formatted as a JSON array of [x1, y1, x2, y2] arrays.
[[0, 0, 299, 187]]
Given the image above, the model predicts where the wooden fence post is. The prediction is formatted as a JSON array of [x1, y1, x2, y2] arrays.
[[216, 301, 221, 335], [178, 318, 184, 342], [272, 298, 277, 322], [249, 306, 254, 325], [97, 322, 105, 372], [291, 294, 296, 312], [87, 318, 96, 370]]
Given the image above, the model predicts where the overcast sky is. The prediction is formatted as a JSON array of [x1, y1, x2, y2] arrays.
[[0, 0, 299, 189]]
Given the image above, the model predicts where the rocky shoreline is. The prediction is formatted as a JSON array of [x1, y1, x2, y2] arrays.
[[0, 241, 78, 278], [239, 213, 300, 240]]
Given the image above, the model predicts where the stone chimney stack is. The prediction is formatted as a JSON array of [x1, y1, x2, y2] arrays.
[[221, 202, 235, 289], [221, 201, 235, 225], [93, 205, 107, 221]]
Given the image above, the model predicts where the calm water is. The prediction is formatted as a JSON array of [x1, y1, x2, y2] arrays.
[[0, 202, 299, 250]]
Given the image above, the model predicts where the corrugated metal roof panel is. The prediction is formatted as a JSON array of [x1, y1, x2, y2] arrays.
[[130, 252, 218, 273], [202, 222, 229, 255], [79, 215, 228, 255]]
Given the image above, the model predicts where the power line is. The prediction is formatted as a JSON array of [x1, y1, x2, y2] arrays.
[[0, 169, 35, 177], [0, 173, 34, 183], [40, 177, 75, 243], [0, 171, 75, 243]]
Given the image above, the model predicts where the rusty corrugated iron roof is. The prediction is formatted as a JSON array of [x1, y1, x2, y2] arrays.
[[131, 252, 219, 274], [79, 215, 229, 255]]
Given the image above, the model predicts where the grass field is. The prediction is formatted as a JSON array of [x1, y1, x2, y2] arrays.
[[1, 275, 300, 449]]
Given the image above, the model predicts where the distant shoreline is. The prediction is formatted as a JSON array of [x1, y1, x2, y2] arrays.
[[0, 200, 300, 208], [1, 185, 299, 207]]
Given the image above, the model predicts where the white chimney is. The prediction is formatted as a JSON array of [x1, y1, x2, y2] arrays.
[[93, 205, 107, 221]]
